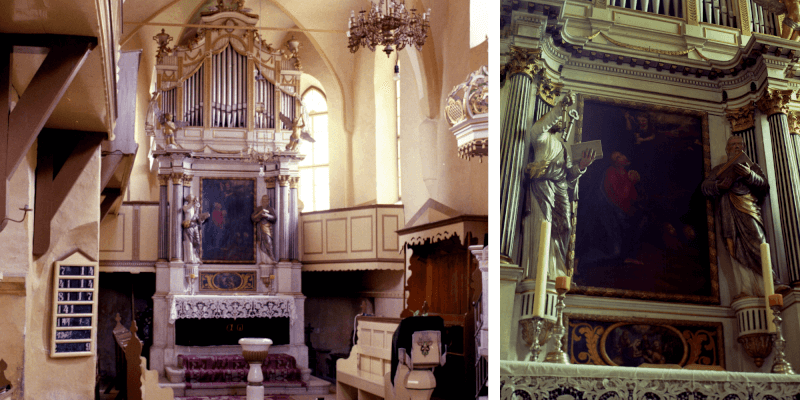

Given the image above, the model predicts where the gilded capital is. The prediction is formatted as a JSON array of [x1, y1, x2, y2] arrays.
[[726, 104, 755, 132], [182, 175, 193, 187], [157, 174, 170, 186], [755, 89, 794, 116], [538, 78, 564, 106], [503, 46, 542, 81], [171, 172, 184, 185], [265, 176, 277, 188], [278, 175, 291, 187], [289, 177, 300, 189], [789, 111, 800, 135]]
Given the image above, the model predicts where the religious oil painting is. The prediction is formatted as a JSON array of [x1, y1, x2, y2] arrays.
[[199, 271, 256, 291], [573, 97, 718, 303], [200, 178, 256, 263], [568, 315, 724, 368]]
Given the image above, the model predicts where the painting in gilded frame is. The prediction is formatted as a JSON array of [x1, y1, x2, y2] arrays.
[[567, 314, 725, 369], [572, 97, 719, 304], [199, 271, 256, 292], [200, 178, 256, 263]]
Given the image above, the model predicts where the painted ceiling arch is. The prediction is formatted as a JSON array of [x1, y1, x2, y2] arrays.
[[121, 0, 442, 133]]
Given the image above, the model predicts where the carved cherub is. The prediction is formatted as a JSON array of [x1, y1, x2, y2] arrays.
[[280, 114, 315, 151]]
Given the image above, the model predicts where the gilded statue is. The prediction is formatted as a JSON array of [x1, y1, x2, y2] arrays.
[[701, 136, 773, 298], [521, 92, 597, 278], [182, 194, 210, 264], [251, 195, 277, 263]]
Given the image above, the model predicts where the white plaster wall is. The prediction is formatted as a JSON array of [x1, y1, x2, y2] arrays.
[[25, 145, 101, 400], [0, 144, 36, 395]]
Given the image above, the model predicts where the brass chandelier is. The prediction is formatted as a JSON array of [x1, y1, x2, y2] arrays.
[[347, 0, 431, 57]]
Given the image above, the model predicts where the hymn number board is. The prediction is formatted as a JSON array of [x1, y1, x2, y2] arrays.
[[50, 252, 98, 358]]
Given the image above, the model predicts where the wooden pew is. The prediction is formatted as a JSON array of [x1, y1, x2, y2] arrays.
[[336, 317, 401, 400]]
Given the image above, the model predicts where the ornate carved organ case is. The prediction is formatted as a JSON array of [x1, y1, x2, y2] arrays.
[[147, 7, 308, 377]]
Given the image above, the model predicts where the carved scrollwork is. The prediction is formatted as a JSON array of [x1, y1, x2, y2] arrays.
[[446, 65, 489, 127], [502, 46, 542, 83], [788, 110, 800, 134], [755, 88, 794, 116], [726, 103, 755, 132], [538, 78, 564, 106], [500, 370, 800, 400]]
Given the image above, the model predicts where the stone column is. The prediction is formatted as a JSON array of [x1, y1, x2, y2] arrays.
[[289, 177, 299, 261], [500, 46, 541, 264], [278, 175, 291, 261], [157, 174, 170, 261], [756, 89, 800, 284], [170, 172, 184, 262]]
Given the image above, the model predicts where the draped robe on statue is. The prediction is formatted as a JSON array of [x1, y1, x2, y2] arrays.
[[520, 102, 585, 278], [701, 161, 769, 297]]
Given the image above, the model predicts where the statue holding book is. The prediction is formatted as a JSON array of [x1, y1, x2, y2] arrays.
[[701, 135, 771, 298], [520, 92, 598, 279]]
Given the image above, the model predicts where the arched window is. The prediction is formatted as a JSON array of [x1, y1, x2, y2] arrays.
[[298, 87, 329, 212]]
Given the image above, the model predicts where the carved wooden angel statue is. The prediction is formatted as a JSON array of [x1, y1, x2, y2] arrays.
[[182, 194, 210, 264], [281, 114, 315, 151], [753, 0, 800, 40], [156, 111, 190, 148]]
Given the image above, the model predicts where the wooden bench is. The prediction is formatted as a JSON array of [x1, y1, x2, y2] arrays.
[[336, 317, 401, 400]]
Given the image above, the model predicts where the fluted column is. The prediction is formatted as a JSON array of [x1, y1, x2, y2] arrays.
[[756, 89, 800, 283], [157, 174, 170, 261], [289, 177, 299, 261], [170, 172, 184, 261], [500, 46, 542, 263], [278, 175, 291, 261]]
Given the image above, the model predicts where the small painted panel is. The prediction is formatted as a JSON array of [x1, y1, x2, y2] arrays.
[[568, 315, 724, 368], [601, 323, 687, 366], [200, 271, 256, 291]]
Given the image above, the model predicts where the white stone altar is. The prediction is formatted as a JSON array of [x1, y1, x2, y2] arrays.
[[169, 295, 296, 325], [501, 361, 800, 399]]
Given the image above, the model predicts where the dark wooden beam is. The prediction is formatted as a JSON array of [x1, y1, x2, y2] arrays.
[[101, 153, 124, 189], [0, 34, 97, 235], [100, 188, 122, 221], [33, 130, 103, 256], [0, 43, 9, 232], [6, 35, 96, 176]]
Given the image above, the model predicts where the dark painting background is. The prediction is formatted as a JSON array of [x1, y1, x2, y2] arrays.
[[574, 100, 712, 298], [201, 178, 256, 263]]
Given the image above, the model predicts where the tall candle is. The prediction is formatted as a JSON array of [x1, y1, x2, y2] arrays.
[[761, 243, 776, 332], [532, 221, 551, 318]]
